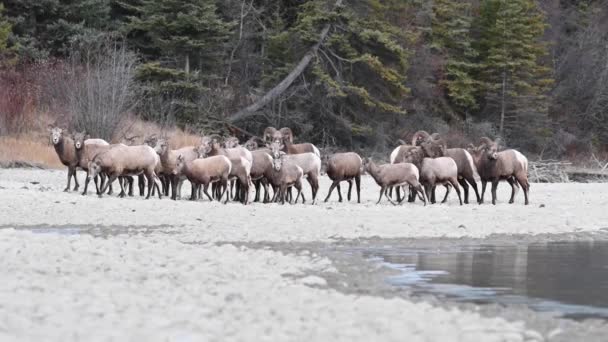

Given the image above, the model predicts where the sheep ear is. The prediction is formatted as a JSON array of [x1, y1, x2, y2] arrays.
[[279, 151, 286, 156], [177, 155, 184, 162]]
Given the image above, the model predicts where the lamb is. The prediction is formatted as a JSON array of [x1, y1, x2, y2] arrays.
[[198, 136, 253, 204], [87, 144, 162, 199], [362, 158, 427, 205], [263, 127, 293, 143], [468, 137, 530, 205], [152, 138, 199, 200], [48, 126, 80, 192], [412, 130, 481, 204], [173, 154, 232, 203], [269, 142, 321, 204], [267, 153, 304, 204], [323, 152, 363, 203]]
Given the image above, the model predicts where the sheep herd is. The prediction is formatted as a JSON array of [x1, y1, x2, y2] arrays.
[[48, 125, 530, 206]]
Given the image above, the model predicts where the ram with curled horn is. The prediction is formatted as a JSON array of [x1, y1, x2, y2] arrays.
[[468, 136, 530, 205], [411, 130, 432, 146], [278, 127, 294, 143]]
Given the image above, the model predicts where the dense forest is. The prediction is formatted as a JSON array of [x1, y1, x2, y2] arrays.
[[0, 0, 607, 158]]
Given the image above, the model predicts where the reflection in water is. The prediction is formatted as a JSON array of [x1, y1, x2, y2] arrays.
[[363, 241, 608, 319]]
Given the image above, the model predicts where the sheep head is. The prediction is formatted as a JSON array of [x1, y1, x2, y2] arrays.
[[224, 136, 240, 148], [244, 137, 260, 151], [49, 126, 64, 145], [153, 138, 169, 156], [411, 130, 431, 146], [174, 154, 186, 175], [269, 140, 284, 159], [87, 159, 102, 181], [263, 127, 278, 142], [478, 137, 498, 160], [73, 131, 90, 150], [271, 151, 287, 171], [279, 127, 294, 143]]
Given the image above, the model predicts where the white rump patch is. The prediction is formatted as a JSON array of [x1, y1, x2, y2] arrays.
[[513, 150, 528, 172], [463, 150, 480, 180], [312, 145, 320, 158], [390, 147, 400, 164]]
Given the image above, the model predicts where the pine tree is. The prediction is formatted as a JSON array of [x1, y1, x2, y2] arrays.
[[0, 4, 11, 53], [124, 0, 233, 124], [431, 0, 479, 115], [475, 0, 553, 144]]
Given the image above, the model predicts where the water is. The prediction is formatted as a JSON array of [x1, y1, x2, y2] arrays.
[[361, 241, 608, 320]]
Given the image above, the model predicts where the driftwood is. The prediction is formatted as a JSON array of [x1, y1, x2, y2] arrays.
[[227, 0, 343, 123], [529, 159, 608, 183]]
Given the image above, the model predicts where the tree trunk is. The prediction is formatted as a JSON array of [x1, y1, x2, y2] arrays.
[[227, 0, 343, 123], [185, 55, 190, 75], [499, 70, 506, 136]]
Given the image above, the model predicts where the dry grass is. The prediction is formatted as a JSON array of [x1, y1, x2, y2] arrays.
[[0, 118, 202, 169], [0, 134, 63, 169]]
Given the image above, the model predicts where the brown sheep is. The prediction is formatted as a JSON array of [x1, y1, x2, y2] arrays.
[[87, 145, 162, 199], [468, 137, 530, 205], [48, 126, 79, 192], [324, 152, 363, 203], [267, 154, 304, 204], [363, 158, 427, 205], [174, 154, 232, 203]]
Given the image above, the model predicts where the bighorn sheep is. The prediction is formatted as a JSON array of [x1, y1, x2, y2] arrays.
[[198, 136, 253, 204], [72, 131, 111, 196], [400, 143, 462, 205], [153, 138, 199, 200], [87, 144, 162, 199], [362, 158, 427, 205], [419, 157, 463, 205], [174, 154, 232, 203], [249, 150, 274, 202], [263, 127, 293, 143], [268, 153, 304, 204], [269, 142, 321, 204], [412, 130, 481, 204], [49, 126, 80, 192], [324, 152, 363, 203], [468, 137, 530, 205], [278, 136, 320, 157], [223, 136, 240, 148]]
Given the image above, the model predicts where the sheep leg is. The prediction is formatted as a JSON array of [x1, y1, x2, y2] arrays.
[[324, 181, 339, 202], [491, 180, 499, 205], [309, 176, 319, 204], [127, 177, 134, 197], [170, 175, 178, 200], [82, 171, 91, 196], [336, 183, 343, 202], [200, 183, 212, 202], [506, 177, 517, 204], [395, 187, 402, 202], [64, 168, 73, 192], [430, 186, 437, 204], [99, 174, 118, 197], [377, 187, 386, 204], [457, 178, 470, 204], [138, 174, 145, 197], [449, 179, 463, 205], [515, 174, 530, 205], [351, 175, 359, 203], [480, 180, 487, 204], [408, 186, 416, 202], [254, 180, 261, 202], [384, 188, 397, 205], [414, 183, 427, 206], [73, 169, 79, 191], [117, 177, 128, 198], [153, 175, 162, 199], [347, 180, 353, 201], [441, 184, 451, 204], [424, 184, 434, 204]]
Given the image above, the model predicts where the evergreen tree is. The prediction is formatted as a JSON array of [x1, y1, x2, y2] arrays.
[[124, 0, 233, 124], [3, 0, 112, 60], [432, 0, 479, 115], [0, 4, 11, 53], [475, 0, 553, 145]]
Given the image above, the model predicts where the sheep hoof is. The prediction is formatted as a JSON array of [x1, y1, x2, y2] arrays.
[[63, 188, 69, 192]]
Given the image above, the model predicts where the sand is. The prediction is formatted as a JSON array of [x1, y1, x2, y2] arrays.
[[1, 168, 607, 341]]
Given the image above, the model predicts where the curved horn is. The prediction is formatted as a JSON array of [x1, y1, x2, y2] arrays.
[[279, 127, 294, 143], [263, 127, 277, 142], [411, 130, 431, 146], [397, 139, 407, 146], [479, 137, 495, 147]]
